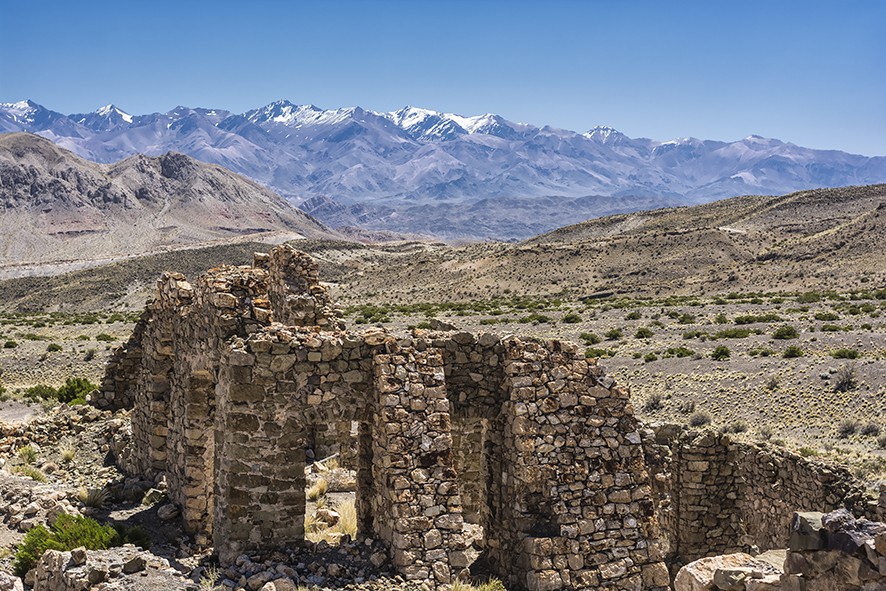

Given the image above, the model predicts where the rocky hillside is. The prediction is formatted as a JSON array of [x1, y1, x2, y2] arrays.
[[0, 133, 338, 273]]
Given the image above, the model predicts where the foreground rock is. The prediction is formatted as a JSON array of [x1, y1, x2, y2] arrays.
[[30, 546, 192, 590]]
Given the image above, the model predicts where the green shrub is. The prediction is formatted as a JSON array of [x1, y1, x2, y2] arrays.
[[56, 377, 97, 404], [13, 515, 119, 577], [783, 345, 804, 359], [677, 313, 696, 324], [714, 328, 752, 339], [634, 327, 654, 339], [560, 313, 582, 324], [585, 347, 614, 358], [643, 352, 658, 363], [711, 345, 731, 361], [796, 292, 822, 303], [837, 419, 860, 438], [624, 311, 642, 320], [604, 328, 622, 340], [683, 329, 708, 340], [12, 465, 47, 482], [814, 311, 840, 321], [46, 343, 62, 353], [24, 384, 57, 401], [95, 333, 115, 342], [772, 325, 799, 339], [664, 346, 695, 358], [3, 340, 17, 348], [17, 445, 37, 464], [831, 348, 859, 359], [518, 313, 552, 324], [579, 332, 601, 345], [714, 313, 729, 324]]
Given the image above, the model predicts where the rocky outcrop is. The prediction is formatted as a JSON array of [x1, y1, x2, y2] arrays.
[[30, 546, 190, 590]]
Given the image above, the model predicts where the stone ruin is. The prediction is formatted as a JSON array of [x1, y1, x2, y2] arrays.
[[100, 244, 886, 591], [100, 245, 671, 591]]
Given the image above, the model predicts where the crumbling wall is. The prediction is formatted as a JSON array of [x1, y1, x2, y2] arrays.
[[645, 425, 873, 567], [119, 245, 671, 591], [94, 310, 149, 410]]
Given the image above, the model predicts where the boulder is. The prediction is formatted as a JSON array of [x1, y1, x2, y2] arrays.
[[675, 553, 755, 591], [789, 512, 825, 551], [0, 572, 23, 591]]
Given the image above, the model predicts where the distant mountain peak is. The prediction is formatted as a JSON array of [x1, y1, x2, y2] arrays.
[[584, 125, 626, 143]]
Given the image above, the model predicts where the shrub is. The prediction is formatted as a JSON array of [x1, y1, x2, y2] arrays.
[[714, 313, 729, 324], [13, 515, 119, 577], [17, 445, 37, 464], [831, 348, 859, 359], [664, 346, 695, 358], [12, 465, 46, 482], [634, 327, 654, 339], [820, 324, 841, 332], [604, 328, 623, 340], [861, 423, 881, 437], [333, 499, 357, 537], [560, 313, 582, 324], [83, 348, 97, 361], [3, 340, 17, 348], [714, 328, 752, 339], [585, 347, 614, 358], [683, 329, 708, 340], [834, 365, 857, 392], [678, 400, 696, 414], [579, 332, 601, 345], [837, 419, 860, 438], [95, 333, 115, 342], [783, 345, 804, 358], [772, 325, 799, 339], [722, 421, 748, 434], [518, 313, 552, 325], [814, 311, 840, 321], [689, 412, 712, 427], [734, 313, 783, 325], [56, 377, 97, 404], [624, 311, 642, 320], [78, 487, 112, 508], [643, 393, 664, 412], [46, 343, 62, 353], [677, 313, 696, 324], [711, 346, 730, 361], [60, 447, 76, 463], [643, 352, 658, 363]]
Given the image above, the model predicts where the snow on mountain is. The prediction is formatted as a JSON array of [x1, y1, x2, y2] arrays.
[[1, 98, 885, 239]]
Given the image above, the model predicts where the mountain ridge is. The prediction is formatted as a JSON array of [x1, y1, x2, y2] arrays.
[[2, 98, 885, 239], [0, 132, 340, 272]]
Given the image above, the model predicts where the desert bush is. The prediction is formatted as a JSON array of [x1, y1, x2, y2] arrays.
[[861, 423, 881, 437], [46, 343, 62, 352], [60, 447, 76, 463], [3, 340, 17, 348], [689, 412, 712, 427], [95, 333, 115, 342], [837, 419, 860, 438], [560, 313, 582, 324], [814, 311, 840, 321], [831, 348, 859, 359], [783, 345, 804, 358], [677, 313, 696, 324], [83, 348, 97, 361], [711, 345, 730, 361], [664, 346, 695, 358], [714, 313, 729, 324], [604, 328, 623, 340], [624, 311, 642, 320], [634, 327, 654, 339], [714, 328, 752, 339], [678, 400, 696, 414], [833, 365, 857, 392], [643, 393, 664, 412], [11, 465, 46, 482], [683, 329, 708, 340], [722, 421, 748, 434], [772, 325, 799, 339], [643, 352, 658, 363], [334, 499, 357, 537], [820, 324, 842, 332], [17, 445, 37, 464], [13, 515, 118, 577], [584, 347, 614, 358], [78, 487, 112, 508], [579, 332, 601, 345]]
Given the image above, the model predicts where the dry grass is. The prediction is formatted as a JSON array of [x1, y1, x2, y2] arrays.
[[306, 478, 328, 502], [78, 487, 111, 508]]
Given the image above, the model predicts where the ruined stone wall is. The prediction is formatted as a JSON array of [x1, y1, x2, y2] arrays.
[[645, 425, 873, 567], [94, 311, 149, 410], [120, 245, 670, 591]]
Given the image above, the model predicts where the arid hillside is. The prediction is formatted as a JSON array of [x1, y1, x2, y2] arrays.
[[0, 133, 339, 275]]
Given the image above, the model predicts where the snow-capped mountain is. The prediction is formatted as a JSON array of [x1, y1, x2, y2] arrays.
[[1, 98, 884, 239]]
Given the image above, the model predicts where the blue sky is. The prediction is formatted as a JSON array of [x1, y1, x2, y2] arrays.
[[1, 0, 883, 155]]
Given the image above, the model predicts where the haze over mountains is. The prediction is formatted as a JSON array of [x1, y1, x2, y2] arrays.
[[0, 133, 335, 273], [2, 99, 886, 239]]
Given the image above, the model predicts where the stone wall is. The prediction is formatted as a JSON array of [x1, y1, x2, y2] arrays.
[[111, 245, 669, 591], [645, 425, 872, 567], [93, 310, 149, 410]]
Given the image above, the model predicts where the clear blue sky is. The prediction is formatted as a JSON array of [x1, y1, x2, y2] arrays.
[[1, 0, 883, 155]]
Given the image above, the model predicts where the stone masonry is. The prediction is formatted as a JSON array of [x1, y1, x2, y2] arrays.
[[105, 245, 669, 591]]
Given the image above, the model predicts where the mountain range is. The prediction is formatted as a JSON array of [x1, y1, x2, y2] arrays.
[[2, 99, 886, 239], [0, 133, 335, 273]]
